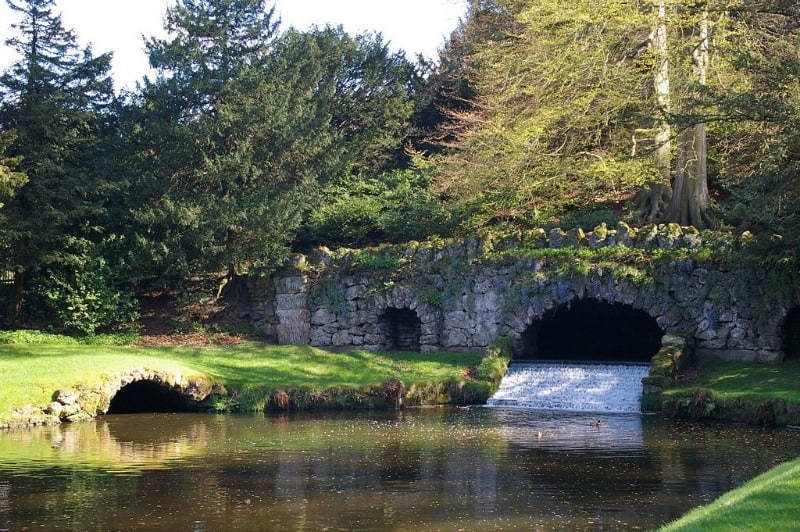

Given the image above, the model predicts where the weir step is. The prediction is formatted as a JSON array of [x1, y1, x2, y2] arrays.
[[487, 362, 650, 413]]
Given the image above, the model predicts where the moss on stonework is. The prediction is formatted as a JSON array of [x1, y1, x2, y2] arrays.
[[650, 345, 686, 380]]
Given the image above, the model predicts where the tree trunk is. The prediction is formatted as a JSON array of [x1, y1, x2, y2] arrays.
[[665, 122, 710, 227], [632, 183, 672, 222], [10, 267, 23, 326], [662, 3, 710, 228], [218, 262, 251, 314], [631, 0, 672, 222], [653, 0, 671, 181]]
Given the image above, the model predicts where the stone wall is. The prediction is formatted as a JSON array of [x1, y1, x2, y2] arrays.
[[41, 369, 221, 424], [247, 223, 800, 363]]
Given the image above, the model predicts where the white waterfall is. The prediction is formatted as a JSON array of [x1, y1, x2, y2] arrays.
[[486, 361, 650, 413]]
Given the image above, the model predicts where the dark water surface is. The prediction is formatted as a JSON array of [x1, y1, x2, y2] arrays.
[[1, 408, 799, 530]]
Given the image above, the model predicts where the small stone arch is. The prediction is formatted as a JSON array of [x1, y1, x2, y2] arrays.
[[47, 370, 220, 421], [518, 298, 664, 362], [101, 370, 219, 415], [101, 371, 219, 415], [783, 307, 800, 362], [380, 307, 422, 351], [107, 380, 198, 414]]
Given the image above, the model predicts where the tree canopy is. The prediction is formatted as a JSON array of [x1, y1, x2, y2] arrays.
[[432, 0, 800, 233], [1, 0, 799, 332], [0, 0, 120, 329]]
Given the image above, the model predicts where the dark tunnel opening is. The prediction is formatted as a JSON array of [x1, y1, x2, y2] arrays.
[[382, 307, 422, 352], [106, 380, 197, 414], [783, 307, 800, 362], [520, 298, 664, 362]]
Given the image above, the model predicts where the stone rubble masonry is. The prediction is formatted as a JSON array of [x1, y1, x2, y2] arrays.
[[246, 223, 799, 363], [42, 370, 222, 424]]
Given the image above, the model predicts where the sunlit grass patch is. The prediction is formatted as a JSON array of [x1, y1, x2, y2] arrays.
[[663, 361, 800, 425], [0, 339, 487, 423], [660, 457, 800, 531]]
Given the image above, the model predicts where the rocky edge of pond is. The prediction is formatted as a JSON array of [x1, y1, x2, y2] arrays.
[[0, 363, 500, 429]]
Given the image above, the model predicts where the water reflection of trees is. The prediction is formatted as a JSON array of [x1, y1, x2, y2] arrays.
[[1, 411, 799, 530], [0, 414, 214, 472]]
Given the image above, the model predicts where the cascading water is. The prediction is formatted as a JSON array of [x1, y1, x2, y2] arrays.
[[486, 361, 650, 413]]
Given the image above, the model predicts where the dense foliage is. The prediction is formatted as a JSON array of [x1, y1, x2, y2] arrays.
[[0, 0, 135, 331], [0, 0, 799, 333], [433, 0, 800, 233]]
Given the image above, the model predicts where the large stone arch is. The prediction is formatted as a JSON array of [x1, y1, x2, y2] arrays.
[[503, 273, 676, 359], [518, 298, 664, 361]]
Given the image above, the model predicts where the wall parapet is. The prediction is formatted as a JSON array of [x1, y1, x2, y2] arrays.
[[247, 225, 799, 363]]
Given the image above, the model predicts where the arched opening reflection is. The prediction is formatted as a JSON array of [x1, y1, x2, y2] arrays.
[[107, 380, 197, 414], [520, 299, 663, 362]]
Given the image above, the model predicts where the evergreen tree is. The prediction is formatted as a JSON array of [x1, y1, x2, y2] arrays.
[[0, 131, 27, 210], [0, 131, 27, 321], [123, 0, 286, 282], [122, 4, 423, 283], [123, 0, 360, 292], [0, 0, 123, 328], [295, 26, 419, 176], [289, 26, 431, 248]]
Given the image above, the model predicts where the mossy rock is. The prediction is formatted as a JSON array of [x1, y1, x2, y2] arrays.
[[650, 345, 684, 378], [521, 228, 548, 249], [642, 375, 673, 388]]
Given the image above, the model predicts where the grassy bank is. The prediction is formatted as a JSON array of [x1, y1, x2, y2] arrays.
[[0, 332, 507, 426], [660, 457, 800, 531], [662, 361, 800, 425]]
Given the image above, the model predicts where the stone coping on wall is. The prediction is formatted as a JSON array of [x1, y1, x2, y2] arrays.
[[245, 223, 795, 363], [297, 223, 767, 272]]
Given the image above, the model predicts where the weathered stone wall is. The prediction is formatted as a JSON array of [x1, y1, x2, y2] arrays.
[[247, 223, 800, 363], [40, 370, 221, 424]]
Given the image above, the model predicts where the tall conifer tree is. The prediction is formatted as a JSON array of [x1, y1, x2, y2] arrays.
[[0, 0, 115, 324]]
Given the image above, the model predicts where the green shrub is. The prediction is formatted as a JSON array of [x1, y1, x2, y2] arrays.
[[0, 330, 138, 346], [230, 386, 269, 412], [351, 248, 409, 270], [475, 338, 512, 389], [556, 208, 621, 231], [29, 257, 139, 335], [0, 330, 80, 345], [475, 355, 510, 386], [300, 167, 452, 248], [80, 332, 140, 346]]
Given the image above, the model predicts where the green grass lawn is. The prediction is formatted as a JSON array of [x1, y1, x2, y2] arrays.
[[674, 361, 800, 401], [662, 360, 800, 424], [0, 336, 486, 423], [660, 457, 800, 531], [658, 361, 800, 529]]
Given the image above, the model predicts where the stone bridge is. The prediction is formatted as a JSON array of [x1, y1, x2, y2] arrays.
[[42, 369, 221, 423], [247, 224, 800, 364]]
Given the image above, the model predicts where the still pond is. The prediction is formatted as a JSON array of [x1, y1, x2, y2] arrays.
[[1, 408, 799, 530]]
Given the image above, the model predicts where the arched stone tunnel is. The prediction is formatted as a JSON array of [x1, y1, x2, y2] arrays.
[[106, 380, 200, 414], [519, 298, 664, 362]]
